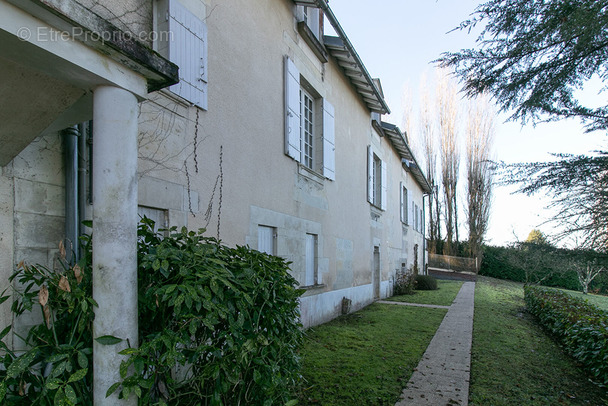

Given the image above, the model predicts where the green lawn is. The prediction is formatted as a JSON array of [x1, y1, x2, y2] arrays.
[[386, 279, 464, 306], [295, 277, 608, 405], [296, 303, 446, 405], [470, 276, 608, 405]]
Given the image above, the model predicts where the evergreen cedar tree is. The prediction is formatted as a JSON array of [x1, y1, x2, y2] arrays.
[[438, 0, 608, 132], [438, 0, 608, 251]]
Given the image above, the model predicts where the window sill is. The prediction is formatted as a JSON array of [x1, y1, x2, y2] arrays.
[[298, 164, 325, 185], [297, 21, 328, 63]]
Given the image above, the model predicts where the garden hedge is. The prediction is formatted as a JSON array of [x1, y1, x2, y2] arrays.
[[524, 285, 608, 386]]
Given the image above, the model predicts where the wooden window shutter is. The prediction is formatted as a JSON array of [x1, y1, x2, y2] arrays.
[[409, 193, 414, 226], [167, 0, 207, 109], [284, 56, 301, 161], [380, 160, 387, 211], [367, 145, 374, 204], [322, 99, 335, 180], [399, 182, 404, 223]]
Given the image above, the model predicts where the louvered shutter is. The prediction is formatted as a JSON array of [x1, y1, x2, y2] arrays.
[[258, 226, 274, 255], [322, 99, 335, 180], [399, 182, 404, 223], [380, 160, 387, 211], [168, 0, 207, 109], [367, 146, 373, 204], [284, 56, 301, 161], [409, 193, 414, 226], [404, 187, 409, 224]]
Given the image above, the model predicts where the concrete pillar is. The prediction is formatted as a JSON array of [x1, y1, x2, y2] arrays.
[[92, 86, 138, 405]]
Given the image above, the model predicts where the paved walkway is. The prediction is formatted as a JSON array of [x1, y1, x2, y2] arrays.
[[390, 281, 476, 406]]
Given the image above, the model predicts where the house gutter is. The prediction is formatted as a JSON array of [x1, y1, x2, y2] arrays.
[[78, 122, 87, 236]]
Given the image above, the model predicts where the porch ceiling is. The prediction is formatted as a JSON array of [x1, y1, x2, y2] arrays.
[[0, 53, 85, 166], [0, 0, 179, 167]]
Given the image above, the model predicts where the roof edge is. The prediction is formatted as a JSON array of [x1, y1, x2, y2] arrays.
[[294, 0, 390, 114], [381, 121, 432, 193]]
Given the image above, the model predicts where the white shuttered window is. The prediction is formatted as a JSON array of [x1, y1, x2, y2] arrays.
[[400, 182, 408, 224], [164, 0, 208, 109], [284, 56, 335, 180], [367, 145, 386, 210]]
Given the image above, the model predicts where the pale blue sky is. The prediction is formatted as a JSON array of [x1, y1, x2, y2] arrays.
[[327, 0, 607, 247]]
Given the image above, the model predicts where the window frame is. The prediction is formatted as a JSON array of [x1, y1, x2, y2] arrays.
[[300, 87, 315, 170]]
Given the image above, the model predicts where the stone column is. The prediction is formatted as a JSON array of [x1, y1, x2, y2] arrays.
[[92, 86, 138, 405]]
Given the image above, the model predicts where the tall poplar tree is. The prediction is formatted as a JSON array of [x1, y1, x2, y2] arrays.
[[466, 94, 495, 258], [436, 70, 460, 255]]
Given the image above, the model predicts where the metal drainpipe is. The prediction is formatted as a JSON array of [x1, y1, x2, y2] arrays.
[[63, 126, 79, 264], [78, 122, 88, 248], [422, 193, 429, 275], [87, 120, 93, 205]]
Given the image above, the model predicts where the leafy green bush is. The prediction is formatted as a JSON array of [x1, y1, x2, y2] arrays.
[[415, 275, 438, 291], [524, 285, 608, 386], [1, 219, 303, 405], [393, 271, 416, 296], [0, 236, 95, 405], [112, 219, 303, 405]]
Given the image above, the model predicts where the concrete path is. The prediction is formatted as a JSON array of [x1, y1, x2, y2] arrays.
[[393, 281, 476, 406]]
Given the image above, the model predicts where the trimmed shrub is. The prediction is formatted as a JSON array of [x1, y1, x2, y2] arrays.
[[524, 285, 608, 386], [480, 245, 526, 282], [481, 244, 608, 294], [415, 275, 438, 291], [393, 271, 416, 296]]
